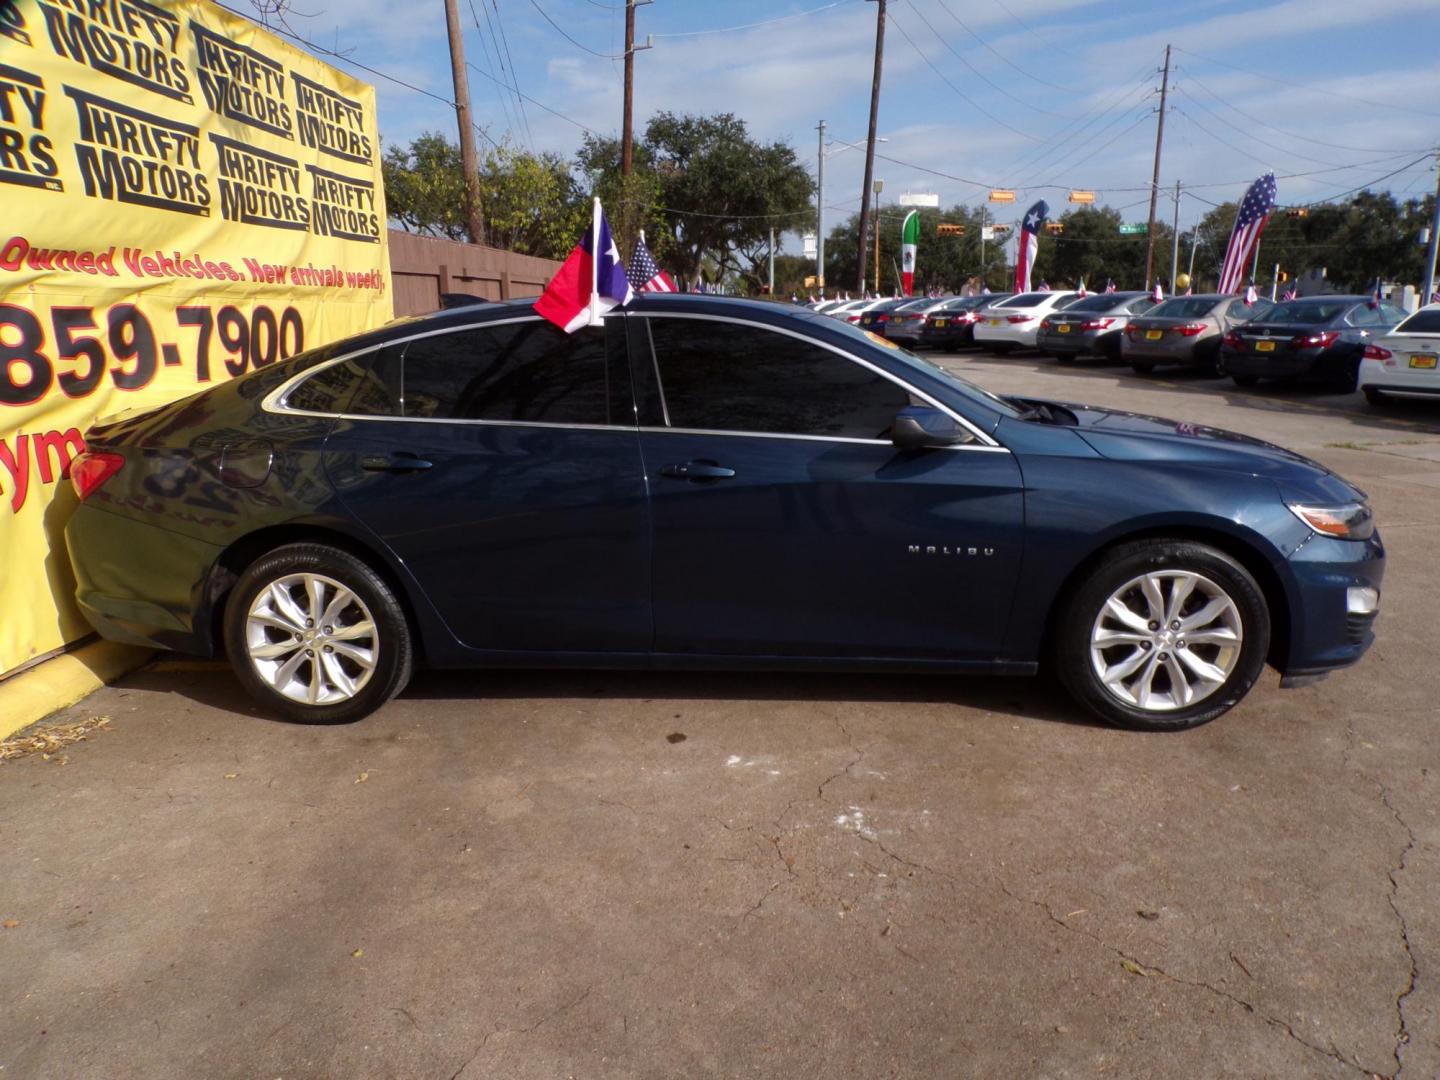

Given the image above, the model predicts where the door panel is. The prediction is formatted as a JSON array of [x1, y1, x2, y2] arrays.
[[641, 431, 1024, 657], [320, 317, 650, 653]]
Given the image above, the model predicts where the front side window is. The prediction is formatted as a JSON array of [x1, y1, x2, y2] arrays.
[[642, 317, 910, 440]]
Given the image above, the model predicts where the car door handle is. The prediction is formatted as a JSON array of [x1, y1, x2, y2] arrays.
[[360, 453, 434, 473], [660, 461, 736, 481]]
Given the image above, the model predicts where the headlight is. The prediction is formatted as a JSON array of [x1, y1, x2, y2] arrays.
[[1288, 502, 1374, 540]]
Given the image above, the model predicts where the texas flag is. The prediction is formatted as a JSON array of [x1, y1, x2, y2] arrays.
[[534, 198, 634, 332], [1014, 199, 1048, 294]]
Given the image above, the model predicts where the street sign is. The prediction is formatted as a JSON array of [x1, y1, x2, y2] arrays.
[[1119, 223, 1148, 235], [988, 189, 1016, 203], [899, 192, 940, 208], [937, 223, 966, 236], [981, 226, 994, 241], [802, 232, 817, 258]]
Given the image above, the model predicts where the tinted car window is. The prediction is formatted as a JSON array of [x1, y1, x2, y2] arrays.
[[1348, 304, 1384, 327], [1395, 309, 1440, 334], [644, 317, 909, 440], [1001, 292, 1052, 307], [1149, 297, 1224, 318], [1064, 295, 1123, 313], [1125, 297, 1157, 313], [402, 322, 611, 423], [1270, 302, 1349, 324]]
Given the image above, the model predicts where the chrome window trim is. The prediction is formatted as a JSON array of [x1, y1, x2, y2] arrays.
[[628, 311, 1002, 449], [637, 425, 1011, 453]]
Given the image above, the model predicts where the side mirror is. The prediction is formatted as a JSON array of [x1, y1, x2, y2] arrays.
[[891, 405, 972, 450]]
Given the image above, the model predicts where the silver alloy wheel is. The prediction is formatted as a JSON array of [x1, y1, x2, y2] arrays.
[[244, 572, 378, 705], [1089, 570, 1243, 712]]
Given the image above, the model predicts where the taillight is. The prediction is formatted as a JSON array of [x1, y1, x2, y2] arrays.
[[1363, 345, 1392, 361], [1080, 318, 1114, 331], [1294, 330, 1340, 349], [1006, 314, 1033, 324], [1176, 323, 1207, 337], [876, 314, 889, 323], [71, 451, 123, 502], [963, 311, 980, 323], [1222, 330, 1243, 348], [846, 315, 861, 323], [1039, 318, 1053, 331], [1125, 324, 1141, 337]]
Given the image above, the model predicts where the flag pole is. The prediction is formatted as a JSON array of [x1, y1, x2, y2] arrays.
[[589, 197, 602, 326]]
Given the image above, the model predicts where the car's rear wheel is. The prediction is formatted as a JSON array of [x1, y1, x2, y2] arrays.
[[1054, 540, 1270, 731], [1129, 360, 1155, 374], [1054, 351, 1079, 363], [224, 543, 413, 723], [1231, 373, 1259, 387]]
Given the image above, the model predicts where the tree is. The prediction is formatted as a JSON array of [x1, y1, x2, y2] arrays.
[[479, 143, 588, 261], [383, 133, 469, 241]]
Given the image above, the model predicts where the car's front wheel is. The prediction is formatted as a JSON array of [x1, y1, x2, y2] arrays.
[[1054, 540, 1270, 731], [224, 543, 413, 723]]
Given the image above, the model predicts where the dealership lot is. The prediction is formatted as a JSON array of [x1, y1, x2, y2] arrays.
[[3, 351, 1438, 1079]]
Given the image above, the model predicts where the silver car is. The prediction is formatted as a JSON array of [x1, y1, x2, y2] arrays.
[[1037, 291, 1156, 362], [1122, 294, 1274, 374]]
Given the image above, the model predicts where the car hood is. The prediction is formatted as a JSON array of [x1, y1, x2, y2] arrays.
[[1016, 397, 1363, 501]]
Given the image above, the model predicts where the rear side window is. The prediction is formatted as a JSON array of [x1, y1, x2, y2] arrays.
[[1396, 310, 1440, 334], [291, 320, 615, 424], [641, 317, 909, 440]]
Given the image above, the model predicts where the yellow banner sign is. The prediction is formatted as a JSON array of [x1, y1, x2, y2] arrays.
[[0, 0, 392, 676]]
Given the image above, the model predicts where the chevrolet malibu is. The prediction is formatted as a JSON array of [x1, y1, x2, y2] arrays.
[[65, 295, 1383, 732]]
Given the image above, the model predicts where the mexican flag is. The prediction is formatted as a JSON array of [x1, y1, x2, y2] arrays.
[[901, 210, 919, 296]]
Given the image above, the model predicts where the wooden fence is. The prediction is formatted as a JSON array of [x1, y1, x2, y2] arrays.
[[387, 230, 562, 317]]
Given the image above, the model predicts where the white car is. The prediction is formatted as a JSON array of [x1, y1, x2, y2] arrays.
[[826, 298, 890, 325], [1358, 304, 1440, 405], [974, 291, 1081, 352]]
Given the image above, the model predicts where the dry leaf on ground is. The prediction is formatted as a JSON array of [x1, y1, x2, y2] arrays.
[[0, 716, 110, 765]]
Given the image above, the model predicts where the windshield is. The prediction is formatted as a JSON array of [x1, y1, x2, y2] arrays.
[[818, 316, 1021, 419], [1395, 309, 1440, 334], [1150, 297, 1222, 319], [1263, 301, 1349, 324]]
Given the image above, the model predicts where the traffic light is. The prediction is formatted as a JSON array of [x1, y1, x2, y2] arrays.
[[1278, 271, 1289, 283], [991, 223, 1012, 234], [1045, 222, 1065, 235], [936, 223, 966, 236], [1286, 207, 1309, 218]]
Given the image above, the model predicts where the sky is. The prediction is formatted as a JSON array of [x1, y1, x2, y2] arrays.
[[247, 0, 1440, 245]]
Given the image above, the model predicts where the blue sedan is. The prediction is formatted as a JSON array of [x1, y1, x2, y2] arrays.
[[64, 295, 1383, 731]]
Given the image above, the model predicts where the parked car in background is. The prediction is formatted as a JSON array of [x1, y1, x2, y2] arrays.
[[1037, 292, 1156, 362], [63, 295, 1383, 732], [857, 296, 928, 336], [826, 298, 889, 325], [917, 295, 1011, 350], [974, 291, 1080, 352], [870, 296, 954, 344], [1123, 294, 1274, 374], [1219, 296, 1409, 391], [1357, 304, 1440, 405]]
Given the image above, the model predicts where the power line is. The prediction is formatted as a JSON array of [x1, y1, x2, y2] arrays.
[[887, 9, 1045, 142], [1173, 47, 1440, 120], [1172, 88, 1339, 169], [651, 1, 854, 37], [489, 0, 534, 145], [466, 62, 598, 136], [1033, 110, 1155, 191], [1180, 71, 1429, 155], [466, 0, 523, 147], [928, 0, 1071, 93], [528, 0, 627, 59]]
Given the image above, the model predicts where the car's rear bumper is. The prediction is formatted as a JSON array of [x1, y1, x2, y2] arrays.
[[1222, 346, 1343, 380], [65, 503, 224, 655], [1037, 328, 1105, 354], [975, 323, 1040, 347], [1359, 358, 1440, 394], [1122, 339, 1204, 364]]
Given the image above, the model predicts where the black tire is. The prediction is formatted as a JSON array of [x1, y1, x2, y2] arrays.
[[1052, 539, 1270, 731], [1231, 373, 1259, 387], [224, 543, 413, 723], [1129, 360, 1155, 375], [1054, 352, 1079, 363], [1332, 357, 1361, 393], [1363, 386, 1388, 406]]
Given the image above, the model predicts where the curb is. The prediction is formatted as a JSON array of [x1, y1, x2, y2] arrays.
[[0, 641, 154, 741]]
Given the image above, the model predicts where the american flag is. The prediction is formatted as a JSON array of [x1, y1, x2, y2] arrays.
[[1244, 283, 1258, 305], [1369, 278, 1383, 309], [1282, 284, 1298, 301], [1104, 278, 1116, 293], [1077, 278, 1087, 297], [628, 234, 675, 293], [1217, 172, 1277, 294]]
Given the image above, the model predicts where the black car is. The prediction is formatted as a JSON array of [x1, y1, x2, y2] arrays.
[[856, 296, 927, 337], [64, 295, 1383, 732], [1036, 292, 1156, 362], [916, 295, 1007, 350], [1220, 296, 1410, 391]]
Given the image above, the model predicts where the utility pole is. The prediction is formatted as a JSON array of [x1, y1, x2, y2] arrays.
[[872, 179, 884, 293], [621, 0, 637, 177], [978, 204, 986, 286], [1423, 150, 1440, 305], [1143, 44, 1171, 290], [816, 120, 826, 289], [1169, 179, 1181, 291], [857, 0, 886, 294], [442, 0, 484, 244]]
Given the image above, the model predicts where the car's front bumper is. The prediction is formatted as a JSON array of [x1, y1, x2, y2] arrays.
[[1282, 529, 1385, 677]]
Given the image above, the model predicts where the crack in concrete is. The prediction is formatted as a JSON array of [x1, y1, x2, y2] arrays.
[[448, 985, 595, 1078], [1377, 785, 1418, 1079]]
